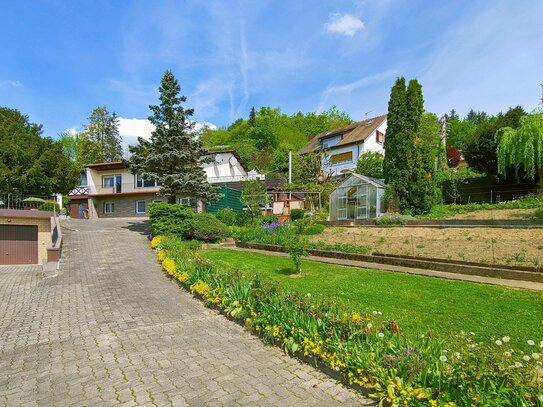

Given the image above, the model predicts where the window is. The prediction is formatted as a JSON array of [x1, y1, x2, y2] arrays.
[[135, 200, 146, 214], [136, 174, 159, 188], [376, 130, 384, 144], [330, 151, 353, 165], [102, 176, 115, 188], [321, 134, 342, 150], [179, 197, 198, 211], [103, 202, 115, 214]]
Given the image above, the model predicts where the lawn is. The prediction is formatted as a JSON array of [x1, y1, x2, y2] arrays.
[[203, 249, 543, 346]]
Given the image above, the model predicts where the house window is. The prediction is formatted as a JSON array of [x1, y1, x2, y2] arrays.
[[103, 202, 115, 214], [102, 176, 115, 188], [136, 174, 158, 188], [135, 200, 146, 214], [179, 197, 198, 211], [330, 151, 353, 165], [376, 130, 384, 144]]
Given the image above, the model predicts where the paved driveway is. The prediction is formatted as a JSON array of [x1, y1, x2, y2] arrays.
[[0, 218, 370, 406]]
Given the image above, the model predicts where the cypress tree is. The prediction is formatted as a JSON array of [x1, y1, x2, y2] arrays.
[[129, 70, 220, 204], [248, 106, 256, 127]]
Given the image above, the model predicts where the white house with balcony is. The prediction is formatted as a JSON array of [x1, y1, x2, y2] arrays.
[[68, 150, 263, 219], [299, 114, 387, 176]]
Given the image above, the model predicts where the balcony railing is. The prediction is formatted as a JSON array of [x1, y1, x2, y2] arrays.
[[84, 183, 161, 196], [0, 193, 57, 211]]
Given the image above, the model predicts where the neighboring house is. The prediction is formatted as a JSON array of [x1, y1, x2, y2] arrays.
[[300, 114, 387, 176], [68, 151, 264, 219]]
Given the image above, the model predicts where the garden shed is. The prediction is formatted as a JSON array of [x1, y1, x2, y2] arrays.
[[205, 184, 243, 214], [329, 174, 386, 221]]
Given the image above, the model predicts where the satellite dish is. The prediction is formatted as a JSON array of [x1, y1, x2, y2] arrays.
[[215, 154, 223, 163], [229, 156, 238, 166]]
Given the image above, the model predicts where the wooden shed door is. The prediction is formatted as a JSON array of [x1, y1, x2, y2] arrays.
[[0, 225, 39, 265]]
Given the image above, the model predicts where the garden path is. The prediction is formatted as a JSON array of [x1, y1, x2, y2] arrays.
[[0, 218, 372, 406], [230, 248, 543, 291]]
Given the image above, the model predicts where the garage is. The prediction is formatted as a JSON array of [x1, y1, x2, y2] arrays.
[[0, 225, 39, 265]]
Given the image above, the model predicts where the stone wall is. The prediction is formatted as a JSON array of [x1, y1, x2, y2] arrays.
[[94, 196, 166, 218]]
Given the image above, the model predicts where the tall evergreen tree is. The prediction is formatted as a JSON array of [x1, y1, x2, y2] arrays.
[[129, 70, 220, 204], [383, 78, 435, 214], [77, 106, 122, 164], [248, 106, 256, 126]]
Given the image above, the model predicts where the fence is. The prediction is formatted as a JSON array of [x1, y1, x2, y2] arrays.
[[441, 177, 539, 204], [0, 193, 58, 211]]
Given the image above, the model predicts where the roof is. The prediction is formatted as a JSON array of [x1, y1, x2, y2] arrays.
[[85, 161, 126, 171], [299, 114, 387, 154], [342, 173, 386, 188]]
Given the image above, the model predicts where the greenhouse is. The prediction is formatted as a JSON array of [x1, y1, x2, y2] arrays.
[[329, 174, 386, 221]]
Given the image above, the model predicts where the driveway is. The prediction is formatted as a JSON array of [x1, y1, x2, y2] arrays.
[[0, 218, 370, 406]]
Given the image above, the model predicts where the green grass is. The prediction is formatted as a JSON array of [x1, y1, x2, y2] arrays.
[[203, 249, 543, 346]]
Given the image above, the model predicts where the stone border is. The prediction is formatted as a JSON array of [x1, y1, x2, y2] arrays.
[[235, 241, 543, 283], [321, 219, 543, 228]]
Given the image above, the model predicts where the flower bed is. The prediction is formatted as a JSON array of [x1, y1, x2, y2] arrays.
[[152, 235, 542, 406]]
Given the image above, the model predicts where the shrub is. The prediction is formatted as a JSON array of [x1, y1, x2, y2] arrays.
[[216, 208, 238, 226], [446, 146, 461, 167], [302, 223, 325, 235], [375, 213, 414, 226], [148, 202, 194, 237], [259, 214, 279, 224], [186, 213, 230, 242], [290, 208, 306, 221], [38, 201, 60, 212], [532, 207, 543, 222], [286, 236, 308, 273]]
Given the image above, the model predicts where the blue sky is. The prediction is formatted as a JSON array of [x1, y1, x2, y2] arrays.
[[1, 0, 542, 145]]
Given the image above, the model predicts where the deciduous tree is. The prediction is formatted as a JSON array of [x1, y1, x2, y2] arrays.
[[77, 106, 122, 164]]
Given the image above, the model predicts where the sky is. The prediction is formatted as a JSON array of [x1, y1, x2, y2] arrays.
[[1, 0, 542, 148]]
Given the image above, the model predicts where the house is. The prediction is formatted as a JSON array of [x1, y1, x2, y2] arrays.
[[328, 174, 386, 221], [300, 114, 387, 176], [68, 151, 264, 218]]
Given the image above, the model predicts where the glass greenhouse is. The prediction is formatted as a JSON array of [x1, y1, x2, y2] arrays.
[[329, 174, 386, 221]]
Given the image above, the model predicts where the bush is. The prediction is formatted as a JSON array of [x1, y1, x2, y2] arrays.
[[259, 214, 279, 224], [532, 207, 543, 222], [216, 208, 238, 226], [290, 208, 306, 221], [38, 201, 60, 212], [149, 203, 195, 237], [186, 213, 230, 242], [375, 213, 414, 226], [301, 223, 325, 235]]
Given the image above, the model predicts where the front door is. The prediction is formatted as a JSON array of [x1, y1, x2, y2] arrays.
[[356, 185, 368, 219], [78, 203, 84, 218]]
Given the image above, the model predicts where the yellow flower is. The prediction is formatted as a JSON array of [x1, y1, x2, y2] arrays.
[[151, 235, 163, 249], [178, 271, 189, 284], [162, 258, 176, 275], [190, 280, 211, 298]]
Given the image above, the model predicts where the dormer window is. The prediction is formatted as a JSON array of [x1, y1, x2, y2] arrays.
[[321, 134, 342, 150]]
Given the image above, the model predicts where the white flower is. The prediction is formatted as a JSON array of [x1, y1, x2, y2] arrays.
[[367, 323, 373, 329], [504, 351, 512, 357], [372, 311, 378, 315], [538, 394, 543, 402], [377, 332, 384, 338], [531, 353, 540, 359], [502, 336, 510, 343], [540, 341, 543, 348], [454, 352, 461, 359], [439, 355, 447, 362], [495, 340, 503, 346], [469, 332, 476, 336], [523, 355, 531, 361], [514, 362, 523, 368], [528, 340, 535, 346]]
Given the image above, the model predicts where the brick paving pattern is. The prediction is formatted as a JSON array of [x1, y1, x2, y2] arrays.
[[0, 218, 371, 406]]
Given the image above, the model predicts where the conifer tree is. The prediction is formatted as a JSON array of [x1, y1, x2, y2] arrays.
[[129, 70, 220, 204], [248, 106, 256, 127]]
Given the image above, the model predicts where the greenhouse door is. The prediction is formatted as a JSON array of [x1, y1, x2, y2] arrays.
[[337, 187, 347, 220], [356, 185, 368, 219]]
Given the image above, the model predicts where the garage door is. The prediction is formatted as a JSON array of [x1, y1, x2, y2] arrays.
[[0, 225, 39, 265]]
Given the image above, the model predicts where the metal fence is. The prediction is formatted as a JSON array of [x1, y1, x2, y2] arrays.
[[0, 193, 58, 211]]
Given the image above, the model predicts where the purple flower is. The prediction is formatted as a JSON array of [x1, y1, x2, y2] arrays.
[[263, 221, 289, 233]]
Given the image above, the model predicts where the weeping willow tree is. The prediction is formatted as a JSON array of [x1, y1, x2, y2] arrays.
[[497, 111, 543, 191]]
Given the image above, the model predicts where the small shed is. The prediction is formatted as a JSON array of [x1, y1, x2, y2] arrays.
[[329, 174, 386, 221], [205, 184, 243, 214]]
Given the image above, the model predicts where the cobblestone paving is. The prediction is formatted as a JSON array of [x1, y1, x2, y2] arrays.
[[0, 218, 372, 406]]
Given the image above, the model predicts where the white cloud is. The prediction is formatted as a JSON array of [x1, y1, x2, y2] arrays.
[[0, 80, 23, 88], [118, 117, 156, 141], [324, 14, 365, 37]]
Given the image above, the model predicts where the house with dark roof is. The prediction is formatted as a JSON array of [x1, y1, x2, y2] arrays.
[[300, 114, 387, 176]]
